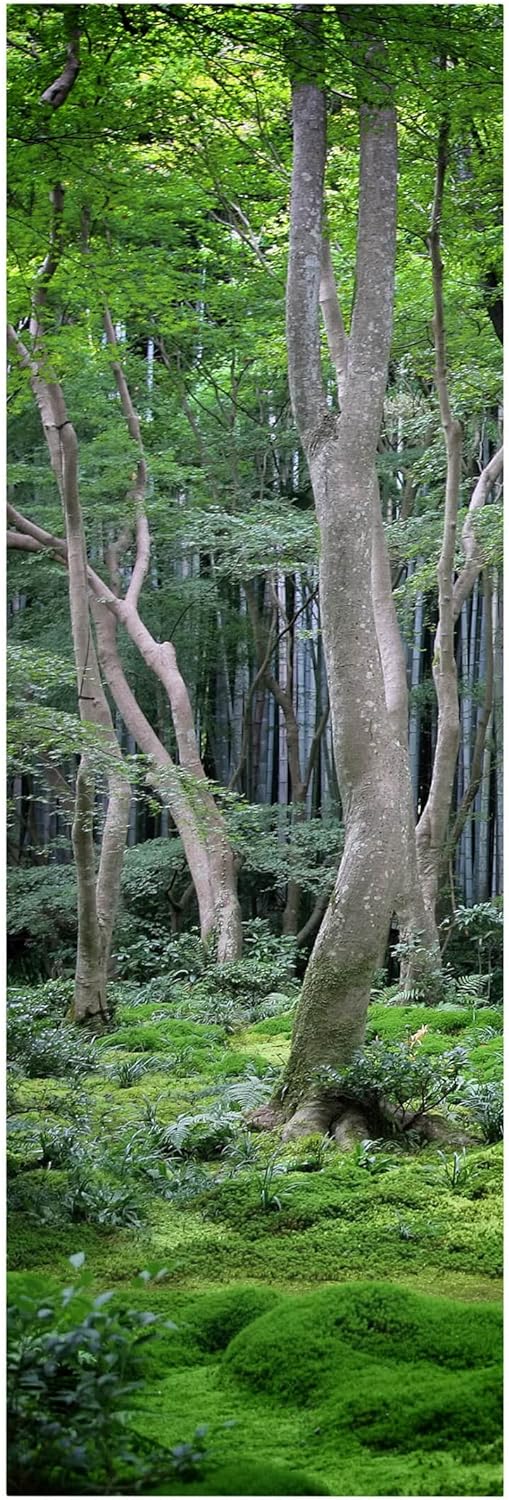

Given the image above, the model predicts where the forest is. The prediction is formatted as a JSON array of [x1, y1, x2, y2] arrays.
[[6, 3, 503, 1497]]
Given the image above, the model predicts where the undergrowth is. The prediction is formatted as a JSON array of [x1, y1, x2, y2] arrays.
[[6, 960, 503, 1496]]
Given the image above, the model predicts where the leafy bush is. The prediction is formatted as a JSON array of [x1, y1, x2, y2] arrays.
[[7, 1256, 176, 1494], [162, 1110, 240, 1159], [63, 1167, 147, 1230], [104, 1056, 163, 1089], [7, 866, 78, 980], [119, 836, 186, 917], [319, 1042, 468, 1132], [440, 901, 503, 1002]]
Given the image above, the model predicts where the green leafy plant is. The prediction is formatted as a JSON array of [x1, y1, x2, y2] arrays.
[[434, 1149, 481, 1194], [167, 1426, 209, 1480], [105, 1056, 160, 1089], [462, 1082, 503, 1144], [7, 1255, 176, 1495], [353, 1139, 402, 1175], [319, 1043, 468, 1134], [7, 1008, 99, 1080], [220, 1128, 262, 1176], [255, 1153, 289, 1213], [63, 1167, 147, 1230]]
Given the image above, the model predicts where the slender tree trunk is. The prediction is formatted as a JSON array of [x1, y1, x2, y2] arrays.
[[274, 12, 402, 1132], [7, 209, 130, 1024], [100, 311, 243, 961], [414, 121, 503, 923]]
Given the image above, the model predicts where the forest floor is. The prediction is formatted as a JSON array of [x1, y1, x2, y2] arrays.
[[7, 976, 503, 1497]]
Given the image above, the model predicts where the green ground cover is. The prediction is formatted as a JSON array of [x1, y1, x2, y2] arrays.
[[7, 981, 503, 1496]]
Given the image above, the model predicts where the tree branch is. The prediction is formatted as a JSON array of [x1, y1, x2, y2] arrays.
[[40, 9, 81, 109]]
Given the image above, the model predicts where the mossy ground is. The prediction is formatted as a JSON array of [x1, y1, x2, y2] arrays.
[[8, 984, 503, 1496]]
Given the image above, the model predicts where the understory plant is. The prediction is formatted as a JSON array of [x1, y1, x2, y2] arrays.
[[7, 1257, 178, 1495], [319, 1042, 468, 1135]]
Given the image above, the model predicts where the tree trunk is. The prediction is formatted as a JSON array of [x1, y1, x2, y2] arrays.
[[100, 311, 243, 961], [415, 122, 503, 924], [92, 596, 242, 961], [8, 235, 131, 1025], [277, 13, 402, 1129]]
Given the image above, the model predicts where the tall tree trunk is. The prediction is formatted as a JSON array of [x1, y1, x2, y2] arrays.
[[415, 122, 503, 922], [275, 10, 402, 1131], [6, 369, 130, 1026]]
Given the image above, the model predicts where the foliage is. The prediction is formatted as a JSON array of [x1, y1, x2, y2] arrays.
[[319, 1042, 468, 1131], [7, 867, 78, 981], [441, 902, 503, 1001], [7, 1257, 178, 1495], [7, 1000, 99, 1080], [461, 1082, 503, 1144]]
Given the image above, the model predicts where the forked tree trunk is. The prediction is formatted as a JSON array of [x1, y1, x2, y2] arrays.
[[98, 311, 243, 961], [7, 324, 131, 1025], [92, 597, 242, 959], [321, 207, 440, 997], [276, 13, 402, 1130]]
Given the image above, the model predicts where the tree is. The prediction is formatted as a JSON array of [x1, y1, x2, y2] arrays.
[[7, 195, 130, 1025], [265, 7, 409, 1133], [7, 3, 502, 1011]]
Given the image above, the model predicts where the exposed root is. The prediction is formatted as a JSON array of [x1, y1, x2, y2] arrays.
[[247, 1103, 286, 1133], [248, 1091, 478, 1151], [280, 1100, 336, 1142], [331, 1107, 370, 1149]]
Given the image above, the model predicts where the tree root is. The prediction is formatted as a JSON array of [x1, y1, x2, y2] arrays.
[[248, 1093, 479, 1150], [247, 1103, 286, 1133], [280, 1100, 336, 1141]]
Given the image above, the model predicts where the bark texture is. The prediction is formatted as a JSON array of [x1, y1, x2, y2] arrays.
[[280, 21, 402, 1125]]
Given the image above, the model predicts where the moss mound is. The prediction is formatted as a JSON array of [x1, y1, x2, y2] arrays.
[[185, 1284, 282, 1353], [225, 1281, 502, 1402]]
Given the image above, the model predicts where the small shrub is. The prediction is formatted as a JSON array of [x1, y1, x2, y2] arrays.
[[320, 1042, 468, 1132], [434, 1149, 481, 1194], [462, 1082, 503, 1143], [104, 1056, 161, 1089], [63, 1167, 147, 1230], [255, 1153, 289, 1212], [7, 1255, 176, 1494], [163, 1110, 239, 1159], [7, 1011, 99, 1080]]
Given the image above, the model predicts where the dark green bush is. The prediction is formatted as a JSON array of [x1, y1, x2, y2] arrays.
[[320, 1042, 468, 1130], [462, 1081, 503, 1143], [7, 865, 77, 981], [7, 1257, 175, 1495]]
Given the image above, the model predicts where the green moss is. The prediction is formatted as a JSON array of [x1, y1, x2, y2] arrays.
[[329, 1363, 501, 1452], [246, 1013, 294, 1036], [98, 1019, 225, 1057], [184, 1284, 282, 1352], [367, 1002, 502, 1040], [8, 979, 503, 1497], [464, 1038, 502, 1082], [224, 1282, 501, 1402], [144, 1458, 329, 1495]]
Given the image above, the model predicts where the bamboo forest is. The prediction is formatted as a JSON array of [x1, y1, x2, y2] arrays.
[[6, 4, 503, 1497]]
